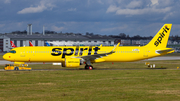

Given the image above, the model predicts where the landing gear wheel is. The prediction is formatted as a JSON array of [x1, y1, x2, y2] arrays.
[[85, 65, 89, 69], [88, 65, 93, 70], [84, 65, 93, 70]]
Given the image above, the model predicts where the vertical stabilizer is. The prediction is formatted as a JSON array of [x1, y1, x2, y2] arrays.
[[145, 24, 172, 48], [10, 41, 16, 48], [29, 41, 33, 46], [45, 41, 50, 46]]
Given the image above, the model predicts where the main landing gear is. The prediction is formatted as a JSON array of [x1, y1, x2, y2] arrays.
[[84, 60, 93, 70], [85, 65, 93, 70]]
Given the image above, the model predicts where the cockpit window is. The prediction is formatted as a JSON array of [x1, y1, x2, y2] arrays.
[[9, 50, 16, 53]]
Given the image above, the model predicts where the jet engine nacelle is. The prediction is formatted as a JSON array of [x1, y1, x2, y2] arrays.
[[62, 58, 82, 68]]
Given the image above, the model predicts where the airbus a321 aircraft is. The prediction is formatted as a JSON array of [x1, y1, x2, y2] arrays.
[[3, 24, 174, 70]]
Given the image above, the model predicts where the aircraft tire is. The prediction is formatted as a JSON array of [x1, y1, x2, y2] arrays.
[[85, 65, 89, 69], [88, 65, 93, 70]]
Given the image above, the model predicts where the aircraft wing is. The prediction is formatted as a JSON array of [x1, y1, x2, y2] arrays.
[[80, 43, 120, 61], [156, 48, 174, 54], [81, 51, 114, 60]]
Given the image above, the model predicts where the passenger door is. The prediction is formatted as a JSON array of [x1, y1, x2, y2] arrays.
[[20, 48, 25, 57]]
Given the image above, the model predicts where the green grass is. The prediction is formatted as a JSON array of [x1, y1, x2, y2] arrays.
[[0, 69, 180, 101], [0, 60, 180, 101]]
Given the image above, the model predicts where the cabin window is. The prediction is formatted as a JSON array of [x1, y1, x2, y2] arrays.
[[9, 50, 16, 53]]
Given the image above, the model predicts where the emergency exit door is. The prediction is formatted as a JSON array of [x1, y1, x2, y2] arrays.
[[143, 48, 148, 57]]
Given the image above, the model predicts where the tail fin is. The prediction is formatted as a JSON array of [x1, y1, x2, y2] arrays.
[[45, 41, 50, 46], [29, 41, 33, 46], [145, 24, 172, 48], [10, 41, 16, 48]]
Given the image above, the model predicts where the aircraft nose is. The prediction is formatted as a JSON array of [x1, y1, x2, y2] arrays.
[[3, 54, 7, 60], [3, 53, 11, 61]]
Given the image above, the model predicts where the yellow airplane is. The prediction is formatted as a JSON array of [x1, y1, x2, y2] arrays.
[[3, 24, 174, 70]]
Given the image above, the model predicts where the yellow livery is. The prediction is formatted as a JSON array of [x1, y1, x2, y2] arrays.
[[3, 24, 174, 69]]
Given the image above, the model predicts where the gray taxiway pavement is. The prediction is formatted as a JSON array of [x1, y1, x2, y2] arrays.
[[0, 61, 47, 65], [147, 56, 180, 60], [0, 61, 13, 65]]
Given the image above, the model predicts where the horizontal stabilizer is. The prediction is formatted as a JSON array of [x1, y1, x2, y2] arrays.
[[156, 48, 174, 54]]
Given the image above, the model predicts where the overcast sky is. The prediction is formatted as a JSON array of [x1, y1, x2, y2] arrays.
[[0, 0, 180, 36]]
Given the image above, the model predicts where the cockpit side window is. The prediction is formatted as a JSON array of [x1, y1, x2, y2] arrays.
[[9, 50, 16, 53]]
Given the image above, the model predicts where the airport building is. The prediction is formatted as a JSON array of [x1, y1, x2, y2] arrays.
[[0, 33, 115, 52]]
